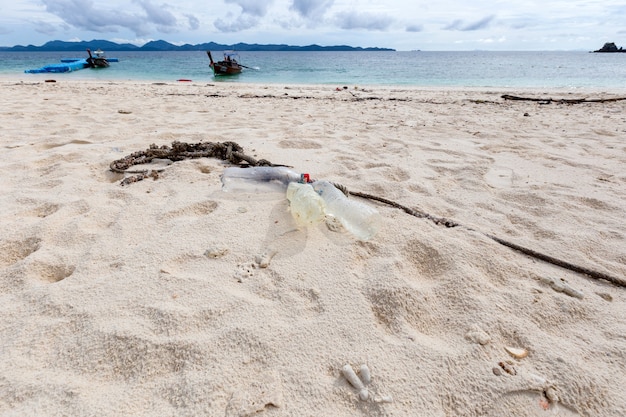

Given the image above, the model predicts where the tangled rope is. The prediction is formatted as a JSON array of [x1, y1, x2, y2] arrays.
[[110, 140, 624, 288], [109, 140, 284, 186]]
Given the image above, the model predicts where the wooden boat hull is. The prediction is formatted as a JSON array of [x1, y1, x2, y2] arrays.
[[212, 63, 241, 75], [86, 49, 109, 68], [207, 51, 242, 75], [87, 58, 110, 68]]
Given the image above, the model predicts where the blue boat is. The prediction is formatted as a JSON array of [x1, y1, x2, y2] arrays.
[[25, 49, 118, 73], [25, 59, 89, 73]]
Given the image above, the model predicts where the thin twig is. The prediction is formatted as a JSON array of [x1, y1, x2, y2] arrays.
[[501, 94, 626, 104]]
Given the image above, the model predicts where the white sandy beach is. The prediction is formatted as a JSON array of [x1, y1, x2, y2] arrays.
[[1, 79, 625, 416]]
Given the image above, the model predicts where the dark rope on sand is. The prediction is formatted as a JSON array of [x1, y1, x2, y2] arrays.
[[501, 94, 626, 104], [110, 140, 625, 288], [340, 187, 625, 289]]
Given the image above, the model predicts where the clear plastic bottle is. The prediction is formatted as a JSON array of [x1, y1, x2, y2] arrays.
[[312, 180, 381, 240], [221, 166, 303, 193], [286, 182, 326, 226]]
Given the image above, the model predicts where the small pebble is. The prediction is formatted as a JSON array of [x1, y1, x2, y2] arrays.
[[498, 361, 517, 375], [465, 325, 491, 345], [255, 251, 276, 268], [545, 386, 559, 403], [375, 395, 393, 403], [562, 286, 584, 299], [204, 246, 229, 258]]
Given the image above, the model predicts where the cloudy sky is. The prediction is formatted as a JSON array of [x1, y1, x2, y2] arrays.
[[1, 0, 625, 50]]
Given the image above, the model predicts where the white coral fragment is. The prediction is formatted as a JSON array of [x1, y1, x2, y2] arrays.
[[342, 364, 365, 391], [539, 276, 584, 299], [359, 364, 371, 385], [358, 388, 370, 401], [342, 363, 391, 403]]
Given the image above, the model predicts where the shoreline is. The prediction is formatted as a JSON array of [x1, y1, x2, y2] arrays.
[[4, 76, 626, 96], [1, 80, 625, 416]]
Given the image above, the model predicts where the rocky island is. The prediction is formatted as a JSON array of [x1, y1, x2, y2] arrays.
[[593, 42, 625, 52]]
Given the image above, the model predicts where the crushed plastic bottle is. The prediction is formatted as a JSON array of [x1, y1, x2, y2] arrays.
[[312, 180, 381, 240], [286, 182, 326, 226], [221, 166, 304, 193]]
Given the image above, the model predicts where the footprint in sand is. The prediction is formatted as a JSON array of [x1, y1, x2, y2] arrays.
[[278, 139, 322, 149], [485, 166, 515, 188], [0, 237, 41, 268], [30, 261, 76, 283], [160, 200, 218, 220]]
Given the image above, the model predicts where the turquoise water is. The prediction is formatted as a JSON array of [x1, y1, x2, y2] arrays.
[[1, 50, 626, 89]]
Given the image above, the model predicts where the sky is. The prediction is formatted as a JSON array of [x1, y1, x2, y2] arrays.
[[1, 0, 625, 51]]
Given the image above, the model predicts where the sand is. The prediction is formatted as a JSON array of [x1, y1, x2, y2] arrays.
[[0, 78, 625, 417]]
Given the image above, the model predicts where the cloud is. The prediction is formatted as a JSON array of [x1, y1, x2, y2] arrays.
[[40, 0, 179, 36], [290, 0, 334, 20], [33, 20, 59, 36], [133, 0, 177, 26], [444, 15, 495, 31], [185, 14, 200, 30], [224, 0, 273, 17], [335, 11, 394, 31], [214, 15, 259, 32], [406, 24, 423, 33], [214, 0, 274, 32]]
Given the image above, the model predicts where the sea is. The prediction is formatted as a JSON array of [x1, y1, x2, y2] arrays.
[[1, 50, 625, 89]]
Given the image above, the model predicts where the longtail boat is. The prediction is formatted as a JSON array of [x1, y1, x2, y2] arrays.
[[86, 49, 110, 68], [207, 51, 242, 75]]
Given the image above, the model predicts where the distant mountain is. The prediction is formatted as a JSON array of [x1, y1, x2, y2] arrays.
[[0, 39, 394, 52]]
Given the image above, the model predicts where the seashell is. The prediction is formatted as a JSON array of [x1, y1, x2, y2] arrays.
[[505, 346, 528, 359]]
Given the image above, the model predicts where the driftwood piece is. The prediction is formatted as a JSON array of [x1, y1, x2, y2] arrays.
[[502, 94, 626, 104]]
